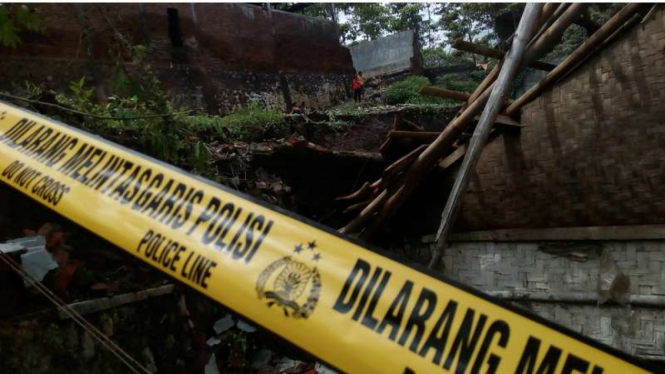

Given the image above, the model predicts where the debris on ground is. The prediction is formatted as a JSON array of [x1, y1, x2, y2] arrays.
[[3, 236, 57, 286]]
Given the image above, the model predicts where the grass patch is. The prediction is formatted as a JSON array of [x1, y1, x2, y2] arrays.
[[189, 104, 287, 141], [384, 76, 447, 105]]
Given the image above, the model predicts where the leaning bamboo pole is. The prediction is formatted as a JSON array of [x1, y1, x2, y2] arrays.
[[521, 3, 586, 66], [506, 3, 646, 116], [342, 4, 588, 237], [428, 3, 543, 268]]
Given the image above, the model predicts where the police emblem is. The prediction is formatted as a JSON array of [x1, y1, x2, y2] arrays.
[[256, 241, 322, 318]]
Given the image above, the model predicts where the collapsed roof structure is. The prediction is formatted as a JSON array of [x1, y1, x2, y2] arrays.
[[1, 2, 665, 372]]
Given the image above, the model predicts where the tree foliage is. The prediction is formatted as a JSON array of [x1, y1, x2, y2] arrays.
[[0, 4, 41, 48]]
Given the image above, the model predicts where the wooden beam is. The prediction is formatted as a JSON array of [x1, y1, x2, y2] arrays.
[[438, 144, 468, 170], [438, 129, 499, 170], [346, 1, 582, 240], [474, 114, 521, 128], [428, 4, 543, 268], [339, 190, 388, 234], [452, 40, 557, 71], [444, 224, 665, 242], [420, 86, 471, 102], [389, 114, 519, 144], [402, 118, 424, 131], [343, 199, 372, 214], [336, 181, 370, 202], [421, 87, 514, 110], [507, 3, 646, 116], [384, 144, 428, 176]]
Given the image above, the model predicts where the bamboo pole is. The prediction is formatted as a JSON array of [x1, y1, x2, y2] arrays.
[[357, 3, 583, 238], [452, 40, 556, 71], [521, 3, 587, 66], [506, 3, 645, 116], [538, 3, 559, 26], [529, 3, 570, 49], [428, 4, 542, 268], [461, 3, 555, 110], [343, 3, 587, 237]]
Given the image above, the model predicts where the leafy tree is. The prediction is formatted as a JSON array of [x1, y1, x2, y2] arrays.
[[422, 48, 472, 68], [342, 4, 393, 42], [0, 4, 41, 48], [388, 3, 424, 34], [436, 3, 516, 46]]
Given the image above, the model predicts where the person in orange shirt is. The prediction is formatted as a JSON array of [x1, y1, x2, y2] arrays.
[[352, 73, 362, 102], [358, 71, 366, 101]]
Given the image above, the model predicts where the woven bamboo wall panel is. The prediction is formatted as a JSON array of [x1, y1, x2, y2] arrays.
[[457, 9, 665, 231]]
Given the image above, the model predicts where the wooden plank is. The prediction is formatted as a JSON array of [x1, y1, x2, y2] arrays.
[[344, 0, 581, 240], [336, 181, 371, 202], [343, 199, 372, 214], [438, 129, 499, 170], [438, 143, 468, 170], [384, 144, 427, 176], [420, 86, 471, 101], [452, 40, 557, 71], [402, 118, 424, 131], [473, 114, 522, 128], [429, 4, 543, 268], [495, 114, 522, 127], [439, 224, 665, 242]]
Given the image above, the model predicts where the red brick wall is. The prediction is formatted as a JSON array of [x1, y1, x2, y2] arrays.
[[455, 9, 665, 231], [0, 4, 354, 114]]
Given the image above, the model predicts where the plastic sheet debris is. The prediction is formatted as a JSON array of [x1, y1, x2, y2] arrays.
[[315, 362, 338, 374], [2, 236, 57, 286], [0, 242, 24, 254], [236, 318, 257, 333], [275, 357, 305, 373], [205, 353, 220, 374], [213, 313, 234, 334]]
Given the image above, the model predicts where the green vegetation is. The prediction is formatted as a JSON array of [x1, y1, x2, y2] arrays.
[[434, 74, 479, 95], [385, 76, 446, 105], [384, 74, 494, 106], [0, 4, 41, 48], [191, 104, 287, 140], [423, 49, 473, 69]]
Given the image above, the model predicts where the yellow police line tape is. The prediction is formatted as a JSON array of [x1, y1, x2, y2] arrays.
[[0, 101, 656, 374]]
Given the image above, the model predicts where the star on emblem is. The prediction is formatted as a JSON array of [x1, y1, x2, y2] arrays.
[[307, 240, 317, 250], [294, 243, 304, 253], [312, 253, 322, 262]]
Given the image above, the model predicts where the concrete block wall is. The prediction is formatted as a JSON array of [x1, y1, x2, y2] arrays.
[[349, 30, 421, 78], [0, 4, 355, 115], [454, 8, 665, 231], [438, 240, 665, 361]]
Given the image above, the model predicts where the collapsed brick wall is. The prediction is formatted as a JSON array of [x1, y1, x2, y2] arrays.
[[0, 4, 355, 115], [455, 8, 665, 231]]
